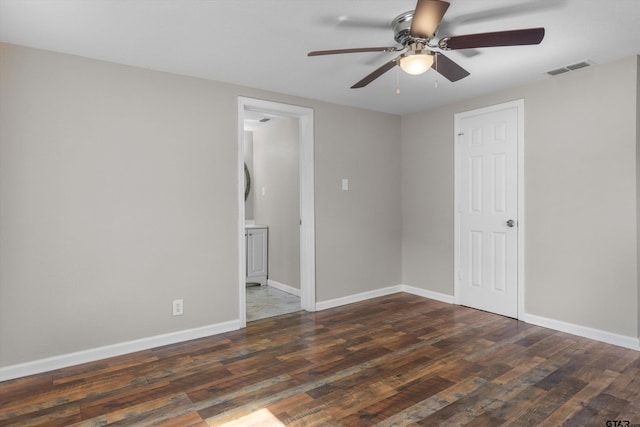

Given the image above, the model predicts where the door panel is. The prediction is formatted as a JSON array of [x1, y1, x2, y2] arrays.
[[247, 228, 268, 278], [457, 105, 519, 318]]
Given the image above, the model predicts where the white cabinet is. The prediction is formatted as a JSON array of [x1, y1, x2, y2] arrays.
[[246, 226, 268, 286]]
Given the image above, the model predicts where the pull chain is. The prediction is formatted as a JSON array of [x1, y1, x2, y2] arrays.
[[396, 66, 401, 94]]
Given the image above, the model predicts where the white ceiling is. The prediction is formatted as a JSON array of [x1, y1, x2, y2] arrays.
[[1, 0, 640, 115]]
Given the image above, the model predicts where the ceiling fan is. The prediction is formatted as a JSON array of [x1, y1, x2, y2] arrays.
[[308, 0, 545, 88]]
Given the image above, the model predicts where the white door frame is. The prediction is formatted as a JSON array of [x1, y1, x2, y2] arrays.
[[237, 97, 316, 327], [454, 99, 525, 319]]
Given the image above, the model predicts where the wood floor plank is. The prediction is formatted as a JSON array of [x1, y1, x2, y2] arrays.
[[264, 392, 315, 421], [1, 293, 639, 426], [196, 377, 300, 420], [606, 365, 640, 401], [101, 393, 193, 426], [51, 354, 160, 386], [491, 356, 547, 385], [0, 401, 81, 427], [340, 375, 454, 426], [0, 375, 148, 420], [506, 378, 588, 426], [79, 380, 177, 420], [537, 368, 619, 427], [0, 373, 55, 405], [482, 386, 546, 427]]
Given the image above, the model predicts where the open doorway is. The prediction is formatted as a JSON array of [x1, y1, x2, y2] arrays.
[[237, 98, 315, 327], [244, 112, 300, 320]]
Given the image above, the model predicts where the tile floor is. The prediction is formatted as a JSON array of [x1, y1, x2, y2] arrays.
[[245, 284, 301, 321]]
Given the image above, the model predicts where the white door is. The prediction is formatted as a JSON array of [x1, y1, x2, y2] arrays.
[[455, 102, 521, 318]]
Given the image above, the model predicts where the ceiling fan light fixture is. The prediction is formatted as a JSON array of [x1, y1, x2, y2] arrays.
[[399, 43, 434, 75]]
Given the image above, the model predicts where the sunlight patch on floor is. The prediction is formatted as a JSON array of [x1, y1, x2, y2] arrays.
[[217, 408, 285, 427]]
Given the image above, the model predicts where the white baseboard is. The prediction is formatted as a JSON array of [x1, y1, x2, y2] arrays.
[[0, 319, 241, 383], [399, 284, 455, 304], [267, 279, 301, 297], [315, 285, 403, 311], [523, 313, 640, 351], [315, 284, 638, 352], [314, 284, 454, 311]]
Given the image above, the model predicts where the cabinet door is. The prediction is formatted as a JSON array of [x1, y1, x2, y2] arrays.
[[247, 228, 268, 278]]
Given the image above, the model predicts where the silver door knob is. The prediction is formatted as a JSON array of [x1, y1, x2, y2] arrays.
[[506, 219, 515, 228]]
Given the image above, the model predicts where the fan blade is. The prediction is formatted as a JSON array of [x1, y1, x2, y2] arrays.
[[442, 1, 566, 29], [351, 57, 399, 88], [410, 0, 450, 39], [308, 47, 400, 56], [440, 27, 545, 50], [433, 53, 470, 82]]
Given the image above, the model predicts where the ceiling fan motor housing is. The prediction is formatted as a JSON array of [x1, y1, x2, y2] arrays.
[[392, 11, 429, 46]]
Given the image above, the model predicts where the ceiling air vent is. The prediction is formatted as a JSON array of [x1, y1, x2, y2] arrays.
[[546, 60, 593, 76], [566, 61, 591, 70]]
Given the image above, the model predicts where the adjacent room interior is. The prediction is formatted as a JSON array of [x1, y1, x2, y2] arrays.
[[243, 110, 301, 321]]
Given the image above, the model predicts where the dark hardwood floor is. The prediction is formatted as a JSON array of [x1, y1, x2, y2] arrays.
[[1, 293, 639, 426]]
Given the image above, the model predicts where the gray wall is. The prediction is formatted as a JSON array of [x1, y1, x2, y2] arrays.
[[253, 117, 300, 289], [0, 43, 402, 367], [315, 106, 402, 302], [402, 56, 639, 339]]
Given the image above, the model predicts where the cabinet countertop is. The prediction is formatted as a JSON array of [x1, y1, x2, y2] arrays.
[[245, 224, 268, 230]]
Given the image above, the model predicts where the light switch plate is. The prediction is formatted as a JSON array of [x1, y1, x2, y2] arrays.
[[342, 179, 349, 191]]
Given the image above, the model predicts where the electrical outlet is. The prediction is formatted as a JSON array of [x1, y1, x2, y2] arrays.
[[172, 299, 184, 316]]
